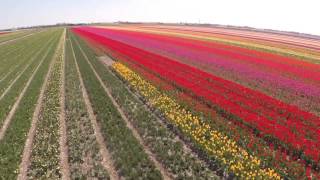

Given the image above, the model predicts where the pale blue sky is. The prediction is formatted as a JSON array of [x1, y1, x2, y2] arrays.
[[1, 0, 319, 35]]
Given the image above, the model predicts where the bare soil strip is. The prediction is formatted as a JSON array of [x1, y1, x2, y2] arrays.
[[74, 38, 172, 180], [59, 29, 71, 180], [0, 42, 54, 141], [0, 31, 41, 46], [70, 39, 119, 180], [17, 32, 64, 180], [98, 56, 115, 66]]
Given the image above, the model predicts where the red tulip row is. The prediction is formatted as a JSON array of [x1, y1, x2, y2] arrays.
[[73, 27, 320, 163], [88, 27, 320, 82], [108, 49, 320, 178]]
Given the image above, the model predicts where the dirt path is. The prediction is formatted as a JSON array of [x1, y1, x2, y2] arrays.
[[0, 30, 41, 46], [17, 32, 65, 180], [70, 39, 119, 180], [74, 38, 172, 180], [58, 29, 71, 180]]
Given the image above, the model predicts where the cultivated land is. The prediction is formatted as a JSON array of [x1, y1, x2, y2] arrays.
[[0, 24, 319, 179], [0, 30, 40, 45]]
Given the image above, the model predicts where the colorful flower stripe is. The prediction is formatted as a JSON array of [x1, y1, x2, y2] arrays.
[[72, 27, 320, 163], [73, 27, 320, 124], [94, 27, 320, 75], [85, 27, 320, 114], [112, 62, 280, 179], [107, 47, 317, 177], [89, 27, 320, 89], [74, 27, 319, 164], [138, 25, 320, 52], [116, 51, 320, 178], [101, 25, 320, 62], [140, 25, 320, 45]]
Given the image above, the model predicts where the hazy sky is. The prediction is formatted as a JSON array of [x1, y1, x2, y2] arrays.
[[1, 0, 319, 35]]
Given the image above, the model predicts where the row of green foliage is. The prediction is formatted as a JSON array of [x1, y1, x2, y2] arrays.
[[0, 31, 41, 68], [0, 30, 41, 63], [0, 30, 36, 43], [64, 30, 110, 179], [73, 31, 219, 179], [27, 29, 65, 179], [70, 31, 162, 179], [0, 30, 53, 87], [0, 28, 62, 179], [0, 30, 61, 127]]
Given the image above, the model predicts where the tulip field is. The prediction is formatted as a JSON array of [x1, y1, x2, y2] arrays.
[[0, 24, 319, 179]]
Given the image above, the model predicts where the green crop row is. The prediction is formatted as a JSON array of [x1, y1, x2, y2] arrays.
[[0, 31, 40, 58], [0, 31, 54, 94], [64, 30, 109, 179], [72, 30, 220, 179], [0, 29, 62, 179], [0, 31, 41, 64], [0, 32, 55, 83], [27, 29, 65, 179], [0, 30, 37, 44], [0, 30, 51, 79], [0, 31, 59, 128], [69, 31, 162, 179]]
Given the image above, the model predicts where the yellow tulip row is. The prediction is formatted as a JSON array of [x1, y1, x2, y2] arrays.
[[112, 62, 281, 179]]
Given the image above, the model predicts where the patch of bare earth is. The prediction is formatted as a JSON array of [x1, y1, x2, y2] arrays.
[[98, 56, 115, 67]]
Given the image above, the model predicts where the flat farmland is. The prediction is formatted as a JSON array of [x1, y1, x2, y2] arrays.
[[0, 30, 40, 44], [0, 25, 319, 179]]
